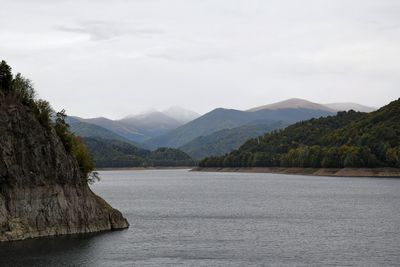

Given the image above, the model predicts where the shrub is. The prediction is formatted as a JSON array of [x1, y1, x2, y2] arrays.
[[32, 99, 53, 128], [71, 136, 95, 177], [12, 73, 36, 107]]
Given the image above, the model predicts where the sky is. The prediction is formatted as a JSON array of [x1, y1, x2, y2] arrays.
[[0, 0, 399, 119]]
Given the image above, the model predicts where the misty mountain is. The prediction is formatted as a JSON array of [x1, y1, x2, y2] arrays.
[[247, 98, 336, 113], [119, 111, 182, 138], [248, 98, 376, 113], [164, 106, 201, 124], [75, 116, 146, 142], [66, 117, 141, 146], [143, 106, 334, 149], [179, 122, 287, 160], [71, 108, 198, 143], [324, 102, 376, 113]]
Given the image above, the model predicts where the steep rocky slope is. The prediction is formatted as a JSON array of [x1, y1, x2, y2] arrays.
[[0, 92, 128, 241]]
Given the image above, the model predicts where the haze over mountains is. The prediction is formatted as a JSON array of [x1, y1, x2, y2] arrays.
[[163, 106, 201, 124], [69, 99, 376, 160], [324, 102, 376, 113], [67, 117, 139, 145], [69, 107, 200, 143]]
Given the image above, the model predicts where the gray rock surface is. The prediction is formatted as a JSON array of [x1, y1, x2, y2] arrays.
[[0, 93, 129, 241]]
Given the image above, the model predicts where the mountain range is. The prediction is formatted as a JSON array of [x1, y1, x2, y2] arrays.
[[70, 107, 200, 143], [143, 106, 334, 149], [68, 99, 376, 160]]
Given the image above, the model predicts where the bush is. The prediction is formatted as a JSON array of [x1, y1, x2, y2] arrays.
[[12, 73, 36, 107], [71, 136, 95, 177], [33, 99, 53, 128]]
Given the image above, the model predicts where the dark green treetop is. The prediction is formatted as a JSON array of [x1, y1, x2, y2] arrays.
[[0, 60, 13, 92]]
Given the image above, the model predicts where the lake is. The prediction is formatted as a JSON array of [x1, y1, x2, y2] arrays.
[[1, 169, 399, 266]]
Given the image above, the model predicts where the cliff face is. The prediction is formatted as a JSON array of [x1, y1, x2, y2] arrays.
[[0, 94, 129, 241]]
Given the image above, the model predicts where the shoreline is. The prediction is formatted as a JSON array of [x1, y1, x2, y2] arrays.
[[96, 166, 192, 171], [191, 167, 400, 178]]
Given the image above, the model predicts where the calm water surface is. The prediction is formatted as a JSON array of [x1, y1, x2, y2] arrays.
[[1, 170, 400, 266]]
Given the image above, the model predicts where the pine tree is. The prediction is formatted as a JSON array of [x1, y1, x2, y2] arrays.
[[0, 60, 13, 92]]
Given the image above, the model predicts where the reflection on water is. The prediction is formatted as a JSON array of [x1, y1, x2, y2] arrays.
[[1, 170, 400, 266]]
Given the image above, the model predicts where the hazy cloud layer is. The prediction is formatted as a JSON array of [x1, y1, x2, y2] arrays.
[[1, 0, 399, 118]]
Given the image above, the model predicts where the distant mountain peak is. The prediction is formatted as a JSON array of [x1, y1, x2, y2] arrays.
[[123, 108, 158, 119], [122, 106, 200, 124], [247, 98, 336, 113], [163, 106, 201, 124], [125, 110, 174, 121]]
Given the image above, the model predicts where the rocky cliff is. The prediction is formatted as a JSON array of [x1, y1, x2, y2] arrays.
[[0, 92, 129, 241]]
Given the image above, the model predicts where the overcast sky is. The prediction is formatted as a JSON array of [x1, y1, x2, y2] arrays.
[[1, 0, 399, 118]]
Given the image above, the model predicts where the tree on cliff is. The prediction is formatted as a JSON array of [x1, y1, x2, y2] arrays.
[[0, 60, 13, 92]]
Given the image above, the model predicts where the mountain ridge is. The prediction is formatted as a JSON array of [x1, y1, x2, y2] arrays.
[[247, 98, 336, 113], [143, 107, 334, 149], [71, 107, 199, 143], [66, 117, 141, 146]]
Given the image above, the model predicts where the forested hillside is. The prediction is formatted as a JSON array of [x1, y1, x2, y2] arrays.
[[83, 137, 195, 168], [200, 99, 400, 168], [180, 122, 286, 159]]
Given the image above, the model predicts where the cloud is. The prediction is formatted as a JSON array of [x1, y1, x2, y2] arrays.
[[55, 21, 164, 41], [0, 0, 399, 118], [148, 53, 226, 62], [147, 48, 229, 62]]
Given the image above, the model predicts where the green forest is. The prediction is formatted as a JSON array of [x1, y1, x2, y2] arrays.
[[200, 99, 400, 168], [83, 137, 195, 168]]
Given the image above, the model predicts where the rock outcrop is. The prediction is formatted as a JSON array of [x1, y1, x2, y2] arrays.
[[0, 93, 129, 241]]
